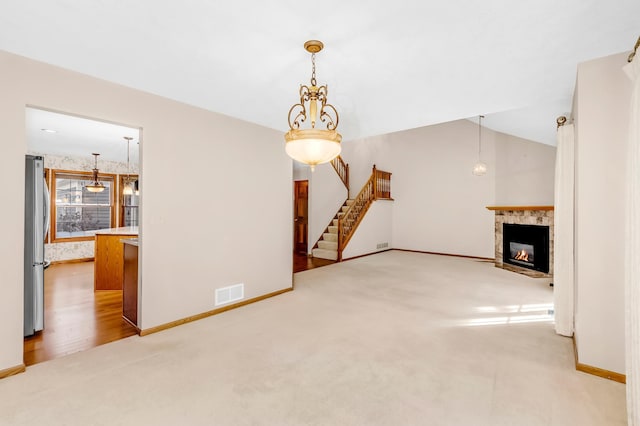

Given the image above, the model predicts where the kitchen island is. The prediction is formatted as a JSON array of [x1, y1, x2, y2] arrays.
[[94, 227, 138, 290], [122, 238, 139, 330]]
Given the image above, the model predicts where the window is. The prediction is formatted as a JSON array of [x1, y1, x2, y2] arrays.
[[119, 174, 139, 227], [51, 170, 116, 242]]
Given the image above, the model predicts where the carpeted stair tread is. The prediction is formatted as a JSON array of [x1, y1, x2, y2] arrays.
[[318, 241, 338, 250], [312, 248, 338, 261]]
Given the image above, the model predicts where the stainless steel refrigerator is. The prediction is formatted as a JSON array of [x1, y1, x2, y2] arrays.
[[24, 155, 49, 337]]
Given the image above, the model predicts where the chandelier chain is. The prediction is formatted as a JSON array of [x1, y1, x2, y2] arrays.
[[311, 53, 317, 86]]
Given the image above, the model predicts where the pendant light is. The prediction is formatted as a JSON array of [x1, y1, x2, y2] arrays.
[[472, 115, 487, 176], [285, 40, 341, 171], [85, 153, 105, 192], [122, 136, 134, 195]]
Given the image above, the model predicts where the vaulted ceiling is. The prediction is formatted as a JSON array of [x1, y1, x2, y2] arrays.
[[1, 1, 638, 149]]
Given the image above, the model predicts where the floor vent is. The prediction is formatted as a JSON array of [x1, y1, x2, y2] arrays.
[[377, 242, 389, 249], [215, 283, 244, 306]]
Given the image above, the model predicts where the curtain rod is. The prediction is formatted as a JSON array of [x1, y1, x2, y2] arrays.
[[556, 116, 567, 129], [629, 36, 640, 63]]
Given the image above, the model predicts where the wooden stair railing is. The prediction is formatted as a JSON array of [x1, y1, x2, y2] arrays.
[[337, 165, 393, 260], [309, 156, 350, 259], [330, 155, 350, 198]]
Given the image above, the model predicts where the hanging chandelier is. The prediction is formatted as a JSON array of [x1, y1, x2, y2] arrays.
[[472, 115, 487, 176], [122, 136, 134, 195], [285, 40, 341, 171], [85, 153, 105, 192]]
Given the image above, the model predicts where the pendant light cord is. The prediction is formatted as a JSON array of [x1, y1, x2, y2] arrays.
[[126, 139, 130, 179], [124, 136, 133, 185], [478, 115, 484, 159]]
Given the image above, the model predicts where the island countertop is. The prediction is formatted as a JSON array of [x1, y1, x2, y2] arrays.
[[122, 238, 139, 247], [94, 226, 139, 236]]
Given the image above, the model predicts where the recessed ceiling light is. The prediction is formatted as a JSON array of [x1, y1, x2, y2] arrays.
[[41, 128, 57, 133]]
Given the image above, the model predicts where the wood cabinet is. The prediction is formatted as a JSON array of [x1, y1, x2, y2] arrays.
[[122, 241, 139, 328], [94, 228, 137, 290]]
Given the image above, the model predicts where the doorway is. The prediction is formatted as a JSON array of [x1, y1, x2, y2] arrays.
[[294, 180, 308, 254], [292, 179, 335, 273], [24, 107, 141, 365]]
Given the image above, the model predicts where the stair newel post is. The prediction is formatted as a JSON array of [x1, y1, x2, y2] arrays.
[[346, 163, 350, 199], [337, 215, 343, 261]]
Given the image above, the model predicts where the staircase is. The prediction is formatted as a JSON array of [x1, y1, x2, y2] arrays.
[[311, 160, 393, 262], [312, 199, 354, 261]]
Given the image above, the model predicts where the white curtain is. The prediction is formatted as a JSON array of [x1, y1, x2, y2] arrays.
[[553, 123, 575, 337], [624, 54, 640, 426]]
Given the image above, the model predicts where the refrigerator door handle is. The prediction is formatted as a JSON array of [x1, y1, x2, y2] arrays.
[[43, 175, 50, 240]]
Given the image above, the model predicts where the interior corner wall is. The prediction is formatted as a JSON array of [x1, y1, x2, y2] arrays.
[[342, 121, 495, 258], [0, 50, 292, 373], [494, 133, 556, 206], [339, 120, 555, 259], [573, 52, 629, 374]]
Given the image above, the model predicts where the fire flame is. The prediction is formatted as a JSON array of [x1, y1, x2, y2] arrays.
[[514, 249, 529, 262]]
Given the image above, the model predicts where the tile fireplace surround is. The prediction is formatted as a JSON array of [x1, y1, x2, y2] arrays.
[[487, 206, 554, 278]]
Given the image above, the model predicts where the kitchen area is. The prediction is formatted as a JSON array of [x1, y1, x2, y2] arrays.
[[24, 107, 143, 365]]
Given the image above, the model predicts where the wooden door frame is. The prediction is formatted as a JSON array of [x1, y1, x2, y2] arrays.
[[293, 180, 309, 255]]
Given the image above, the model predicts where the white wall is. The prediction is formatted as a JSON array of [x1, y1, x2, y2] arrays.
[[341, 121, 492, 257], [494, 132, 556, 205], [342, 201, 393, 259], [0, 50, 292, 372], [573, 52, 629, 374], [293, 162, 310, 181], [341, 134, 393, 193], [391, 120, 496, 257]]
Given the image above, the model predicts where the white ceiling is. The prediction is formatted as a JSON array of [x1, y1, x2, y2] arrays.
[[26, 107, 140, 164], [2, 1, 639, 149]]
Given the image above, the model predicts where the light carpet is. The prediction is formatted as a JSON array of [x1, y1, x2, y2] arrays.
[[0, 251, 627, 425]]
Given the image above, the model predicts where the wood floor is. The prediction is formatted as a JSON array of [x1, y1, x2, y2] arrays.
[[23, 254, 332, 366], [293, 251, 335, 273], [23, 262, 138, 366]]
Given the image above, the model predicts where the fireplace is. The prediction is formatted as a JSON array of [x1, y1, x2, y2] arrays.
[[502, 223, 549, 273], [487, 206, 553, 278]]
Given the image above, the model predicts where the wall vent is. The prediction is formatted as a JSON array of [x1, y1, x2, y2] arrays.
[[376, 242, 389, 249], [215, 283, 244, 306]]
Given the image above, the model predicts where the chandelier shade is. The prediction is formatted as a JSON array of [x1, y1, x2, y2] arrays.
[[85, 183, 104, 193], [285, 129, 342, 169], [285, 40, 341, 170], [85, 153, 105, 192], [123, 183, 134, 195], [472, 162, 487, 176]]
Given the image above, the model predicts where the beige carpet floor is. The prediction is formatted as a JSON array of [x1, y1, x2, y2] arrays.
[[0, 251, 627, 425]]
